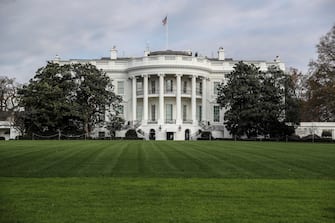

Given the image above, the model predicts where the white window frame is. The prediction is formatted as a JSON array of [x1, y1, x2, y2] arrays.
[[117, 81, 124, 95], [213, 105, 220, 122], [183, 104, 187, 121], [165, 104, 173, 121], [137, 105, 143, 121], [165, 79, 173, 93], [197, 105, 202, 122], [151, 104, 156, 121]]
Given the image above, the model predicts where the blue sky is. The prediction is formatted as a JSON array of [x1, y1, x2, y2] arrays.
[[0, 0, 334, 83]]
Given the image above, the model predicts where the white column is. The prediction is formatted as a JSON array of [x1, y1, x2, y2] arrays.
[[176, 73, 182, 125], [159, 73, 165, 124], [132, 76, 137, 123], [201, 77, 207, 122], [191, 75, 197, 124], [143, 74, 148, 124]]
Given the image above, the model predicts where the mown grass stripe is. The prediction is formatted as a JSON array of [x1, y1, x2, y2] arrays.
[[0, 140, 334, 179], [183, 142, 257, 177]]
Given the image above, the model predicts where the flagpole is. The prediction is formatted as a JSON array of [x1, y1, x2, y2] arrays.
[[166, 20, 169, 50], [162, 15, 168, 50]]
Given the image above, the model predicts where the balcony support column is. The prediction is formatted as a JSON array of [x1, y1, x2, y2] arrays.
[[191, 75, 197, 124], [176, 73, 182, 125], [142, 74, 148, 125], [132, 76, 137, 125], [158, 73, 165, 125]]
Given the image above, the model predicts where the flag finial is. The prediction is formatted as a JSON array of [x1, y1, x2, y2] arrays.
[[162, 16, 167, 26]]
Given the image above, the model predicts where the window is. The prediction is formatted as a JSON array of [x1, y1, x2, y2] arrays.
[[183, 81, 188, 93], [197, 105, 202, 121], [166, 79, 173, 93], [117, 81, 124, 95], [196, 82, 202, 95], [151, 104, 156, 121], [183, 105, 187, 121], [213, 106, 220, 122], [137, 81, 143, 95], [137, 105, 142, 120], [151, 80, 156, 94], [166, 104, 173, 121], [213, 82, 220, 95]]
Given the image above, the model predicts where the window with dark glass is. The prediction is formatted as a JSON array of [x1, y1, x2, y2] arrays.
[[165, 79, 173, 93], [213, 105, 220, 122]]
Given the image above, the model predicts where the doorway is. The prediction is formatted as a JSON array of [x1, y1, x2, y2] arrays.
[[185, 129, 190, 140], [149, 129, 156, 140], [166, 132, 174, 140]]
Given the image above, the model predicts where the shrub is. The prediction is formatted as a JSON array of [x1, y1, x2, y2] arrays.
[[125, 129, 138, 140]]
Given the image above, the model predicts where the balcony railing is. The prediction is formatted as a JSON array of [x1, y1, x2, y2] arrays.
[[182, 89, 191, 94], [136, 90, 143, 96], [165, 119, 176, 124], [137, 89, 202, 96], [183, 120, 193, 124], [164, 89, 176, 94], [148, 89, 158, 94], [147, 120, 158, 124]]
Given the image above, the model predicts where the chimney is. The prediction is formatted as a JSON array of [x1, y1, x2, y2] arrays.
[[110, 46, 118, 60], [54, 54, 60, 61], [144, 44, 150, 56], [218, 47, 225, 60]]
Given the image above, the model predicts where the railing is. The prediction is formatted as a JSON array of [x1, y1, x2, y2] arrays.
[[137, 89, 202, 96], [190, 130, 202, 140], [164, 89, 176, 94], [182, 89, 191, 94], [136, 90, 143, 96], [122, 120, 142, 130], [134, 120, 142, 128], [183, 120, 193, 124], [148, 89, 159, 94], [147, 120, 158, 124], [165, 119, 176, 124]]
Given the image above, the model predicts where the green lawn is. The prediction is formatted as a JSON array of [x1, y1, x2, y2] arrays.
[[0, 140, 334, 222]]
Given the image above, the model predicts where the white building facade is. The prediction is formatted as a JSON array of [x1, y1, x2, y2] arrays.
[[0, 120, 19, 140], [55, 47, 285, 140], [295, 122, 335, 140]]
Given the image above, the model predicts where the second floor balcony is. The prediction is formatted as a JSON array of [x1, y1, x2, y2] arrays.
[[136, 88, 202, 97]]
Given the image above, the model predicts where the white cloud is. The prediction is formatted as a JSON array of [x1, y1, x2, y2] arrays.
[[0, 0, 334, 83]]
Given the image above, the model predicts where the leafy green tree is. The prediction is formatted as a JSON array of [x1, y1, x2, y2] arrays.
[[18, 62, 122, 136], [217, 62, 299, 138], [283, 72, 301, 125], [106, 116, 125, 138], [305, 24, 335, 121], [217, 61, 263, 138], [258, 66, 284, 136]]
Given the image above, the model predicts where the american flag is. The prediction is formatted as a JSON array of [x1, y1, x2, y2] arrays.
[[162, 16, 167, 26]]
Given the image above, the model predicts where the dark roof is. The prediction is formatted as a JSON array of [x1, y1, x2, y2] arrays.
[[148, 50, 192, 56]]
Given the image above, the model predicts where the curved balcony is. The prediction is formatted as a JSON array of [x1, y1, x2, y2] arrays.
[[165, 119, 176, 124], [137, 88, 203, 98]]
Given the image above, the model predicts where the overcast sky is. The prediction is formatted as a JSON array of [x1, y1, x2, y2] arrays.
[[1, 0, 334, 83]]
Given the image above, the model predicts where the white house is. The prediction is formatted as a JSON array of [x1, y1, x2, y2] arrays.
[[295, 122, 335, 140], [0, 120, 19, 140], [54, 47, 285, 140]]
